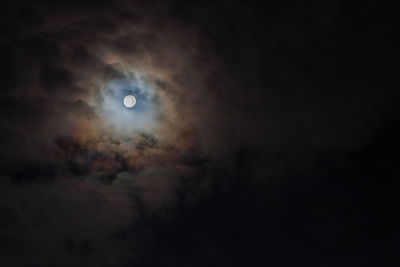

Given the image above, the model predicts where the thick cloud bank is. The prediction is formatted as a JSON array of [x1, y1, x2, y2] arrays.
[[1, 0, 400, 266]]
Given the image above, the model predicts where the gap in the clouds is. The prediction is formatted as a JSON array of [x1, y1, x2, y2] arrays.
[[98, 70, 164, 135]]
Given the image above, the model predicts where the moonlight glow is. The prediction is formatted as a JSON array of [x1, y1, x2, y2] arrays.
[[124, 95, 136, 108], [99, 74, 161, 134]]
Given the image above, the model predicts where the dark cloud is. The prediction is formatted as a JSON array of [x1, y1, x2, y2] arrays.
[[0, 177, 136, 267], [1, 0, 400, 266]]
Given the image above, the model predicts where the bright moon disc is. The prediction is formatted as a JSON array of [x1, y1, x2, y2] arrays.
[[123, 95, 136, 108]]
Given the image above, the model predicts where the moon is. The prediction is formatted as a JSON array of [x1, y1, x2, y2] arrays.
[[123, 95, 136, 108]]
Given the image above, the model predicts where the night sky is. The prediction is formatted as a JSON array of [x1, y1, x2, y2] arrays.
[[1, 1, 399, 266]]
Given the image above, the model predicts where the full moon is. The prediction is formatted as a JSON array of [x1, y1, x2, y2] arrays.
[[123, 95, 136, 108]]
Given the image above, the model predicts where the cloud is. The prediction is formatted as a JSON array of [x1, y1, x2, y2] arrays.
[[1, 0, 400, 266], [0, 176, 136, 267]]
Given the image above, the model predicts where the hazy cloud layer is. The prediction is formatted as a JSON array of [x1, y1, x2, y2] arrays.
[[1, 0, 400, 266]]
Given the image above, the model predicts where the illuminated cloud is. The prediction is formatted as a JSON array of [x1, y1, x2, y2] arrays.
[[97, 69, 164, 134]]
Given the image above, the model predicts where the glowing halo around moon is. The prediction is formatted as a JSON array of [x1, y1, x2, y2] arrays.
[[123, 95, 136, 108]]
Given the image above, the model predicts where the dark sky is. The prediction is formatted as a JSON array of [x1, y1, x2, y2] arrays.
[[1, 0, 400, 266]]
